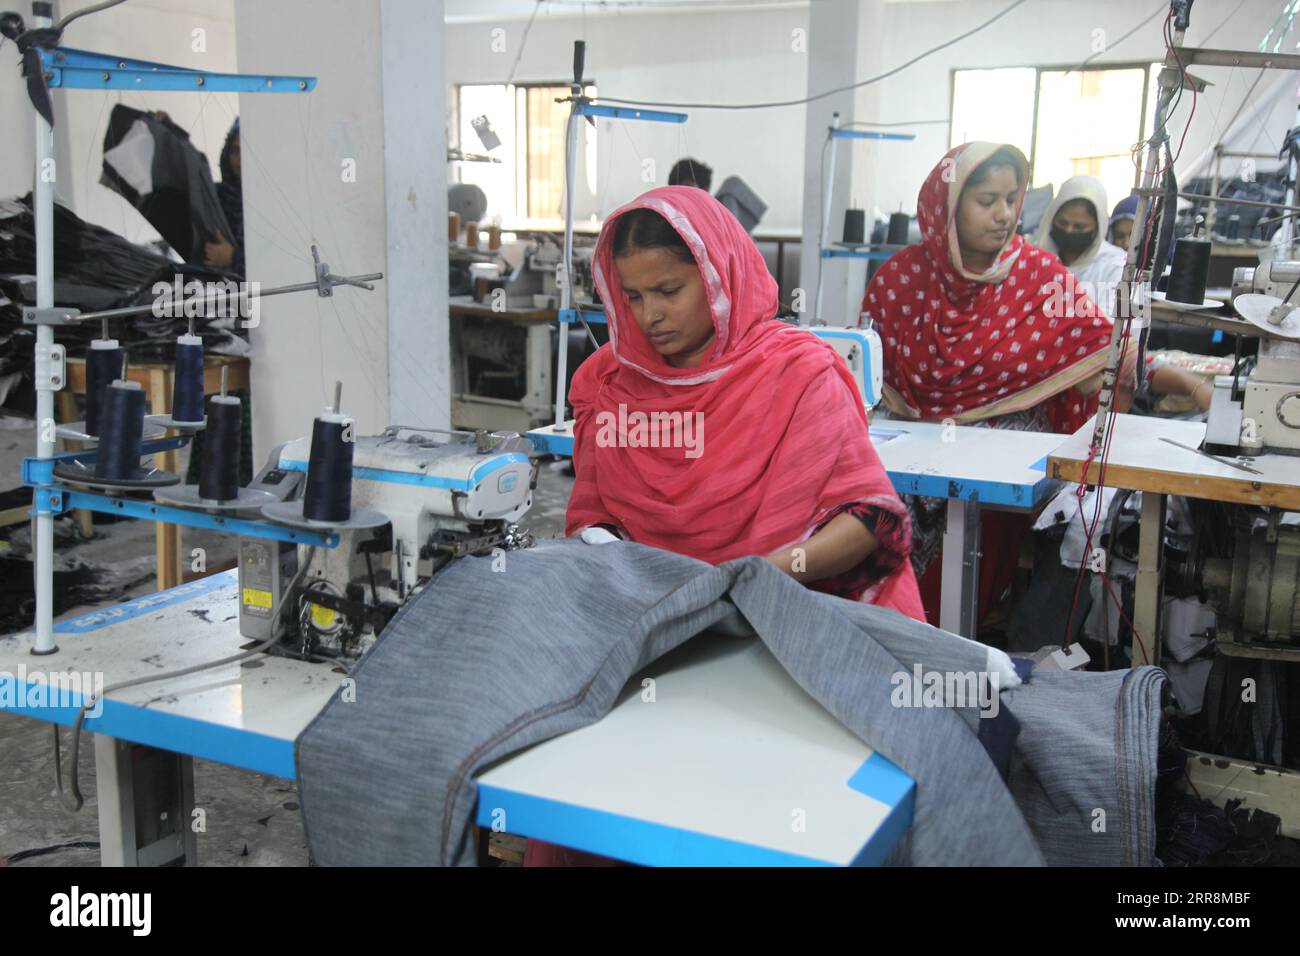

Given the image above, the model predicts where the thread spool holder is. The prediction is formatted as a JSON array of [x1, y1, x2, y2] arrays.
[[155, 368, 281, 513], [259, 381, 387, 532], [12, 2, 383, 653], [24, 448, 338, 549]]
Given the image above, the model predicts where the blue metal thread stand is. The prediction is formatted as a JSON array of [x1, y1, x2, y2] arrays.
[[551, 41, 687, 432], [26, 15, 318, 654], [557, 308, 607, 325], [37, 47, 317, 93], [813, 115, 915, 324]]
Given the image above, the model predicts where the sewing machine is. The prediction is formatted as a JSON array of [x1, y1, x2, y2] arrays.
[[241, 426, 537, 660], [1202, 259, 1300, 456], [506, 236, 596, 308], [809, 325, 884, 407]]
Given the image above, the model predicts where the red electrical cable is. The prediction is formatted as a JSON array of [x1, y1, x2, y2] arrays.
[[1060, 8, 1181, 663]]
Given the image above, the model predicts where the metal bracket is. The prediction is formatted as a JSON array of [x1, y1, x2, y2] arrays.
[[34, 342, 65, 390], [313, 245, 334, 298], [556, 308, 607, 325], [575, 102, 687, 124], [23, 438, 191, 484], [830, 129, 916, 142], [32, 485, 69, 517], [22, 305, 80, 326], [313, 244, 375, 296], [38, 46, 315, 93]]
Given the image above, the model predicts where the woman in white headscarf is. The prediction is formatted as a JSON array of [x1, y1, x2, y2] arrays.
[[1033, 175, 1128, 319], [1033, 176, 1210, 414]]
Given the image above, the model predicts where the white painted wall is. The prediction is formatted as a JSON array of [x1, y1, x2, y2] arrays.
[[237, 0, 386, 457], [380, 0, 451, 433], [444, 5, 812, 229], [0, 0, 238, 246], [447, 0, 1299, 226], [237, 0, 448, 464]]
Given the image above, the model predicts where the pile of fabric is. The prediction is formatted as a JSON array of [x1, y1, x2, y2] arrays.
[[0, 195, 246, 409], [296, 538, 1167, 867]]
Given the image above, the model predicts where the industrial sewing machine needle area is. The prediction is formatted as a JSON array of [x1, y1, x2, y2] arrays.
[[252, 418, 538, 662]]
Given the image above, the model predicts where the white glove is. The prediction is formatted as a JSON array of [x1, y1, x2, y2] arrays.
[[580, 526, 620, 545]]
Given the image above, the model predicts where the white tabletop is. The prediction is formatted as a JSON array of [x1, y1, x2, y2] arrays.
[[527, 418, 1062, 508], [474, 634, 913, 867], [870, 419, 1063, 507], [2, 575, 914, 867], [1048, 413, 1300, 510], [0, 571, 338, 779]]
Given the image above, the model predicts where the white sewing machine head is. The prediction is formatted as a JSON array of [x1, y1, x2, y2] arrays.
[[241, 426, 536, 659], [1212, 261, 1300, 456], [810, 323, 884, 408]]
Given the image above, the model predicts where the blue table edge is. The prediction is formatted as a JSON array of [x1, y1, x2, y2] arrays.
[[2, 572, 916, 866], [474, 751, 914, 867], [527, 428, 1058, 507], [0, 571, 299, 779]]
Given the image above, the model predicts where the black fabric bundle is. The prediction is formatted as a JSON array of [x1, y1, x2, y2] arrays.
[[0, 195, 245, 409], [99, 104, 234, 265]]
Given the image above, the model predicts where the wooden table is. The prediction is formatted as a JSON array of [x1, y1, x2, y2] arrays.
[[1048, 412, 1300, 665], [60, 353, 251, 591]]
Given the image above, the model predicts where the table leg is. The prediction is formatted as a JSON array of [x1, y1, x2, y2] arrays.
[[95, 734, 197, 866], [940, 499, 981, 638], [1132, 492, 1165, 666], [525, 322, 552, 425], [147, 366, 182, 591]]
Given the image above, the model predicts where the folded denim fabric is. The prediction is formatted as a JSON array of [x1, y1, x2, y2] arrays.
[[297, 538, 1163, 866]]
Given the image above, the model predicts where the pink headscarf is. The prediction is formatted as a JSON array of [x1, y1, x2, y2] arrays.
[[566, 186, 922, 618], [862, 143, 1114, 434]]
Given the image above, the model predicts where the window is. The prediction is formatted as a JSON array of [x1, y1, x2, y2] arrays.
[[950, 64, 1154, 224], [454, 83, 595, 223]]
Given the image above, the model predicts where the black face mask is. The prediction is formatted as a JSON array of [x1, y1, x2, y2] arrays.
[[1051, 226, 1095, 256]]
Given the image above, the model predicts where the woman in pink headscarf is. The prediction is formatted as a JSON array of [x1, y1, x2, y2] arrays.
[[567, 185, 922, 614], [524, 185, 922, 866]]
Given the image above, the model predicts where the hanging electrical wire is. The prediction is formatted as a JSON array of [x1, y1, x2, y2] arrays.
[[505, 0, 545, 87], [592, 0, 1028, 112], [1067, 1, 1167, 76], [56, 0, 127, 31]]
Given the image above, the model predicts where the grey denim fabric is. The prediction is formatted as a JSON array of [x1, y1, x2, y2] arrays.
[[296, 538, 1163, 867], [1002, 666, 1164, 866]]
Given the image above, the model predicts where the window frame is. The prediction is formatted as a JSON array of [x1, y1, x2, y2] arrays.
[[453, 80, 595, 222], [948, 60, 1155, 193]]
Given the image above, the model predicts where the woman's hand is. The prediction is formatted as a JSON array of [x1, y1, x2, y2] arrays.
[[1190, 378, 1213, 412], [764, 512, 877, 584], [1151, 365, 1212, 411], [204, 236, 235, 269]]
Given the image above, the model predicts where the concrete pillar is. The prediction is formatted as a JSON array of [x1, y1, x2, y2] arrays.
[[235, 0, 448, 463], [799, 0, 884, 328]]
